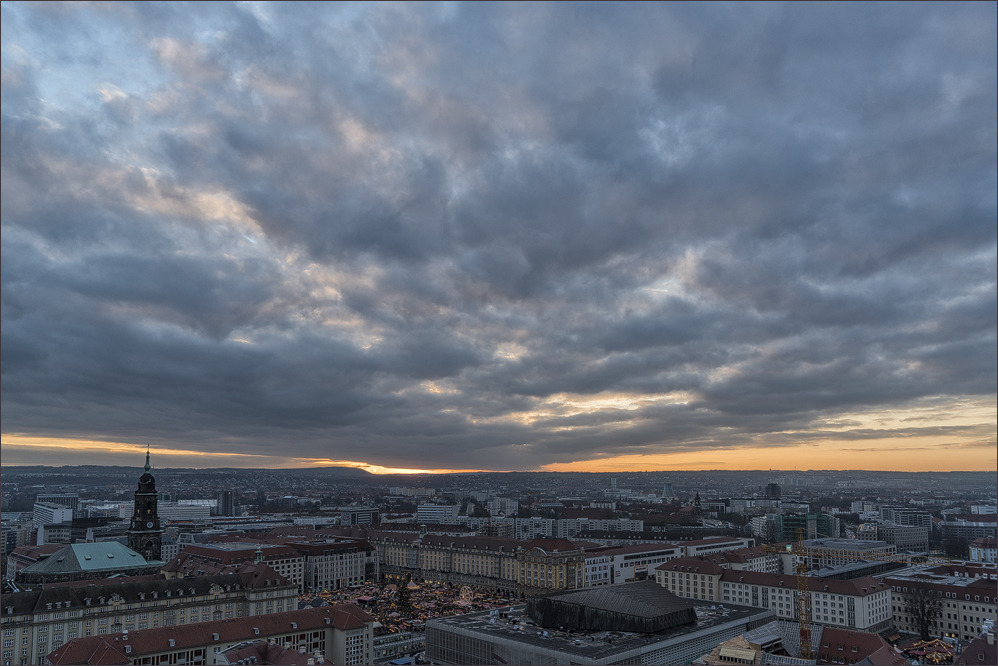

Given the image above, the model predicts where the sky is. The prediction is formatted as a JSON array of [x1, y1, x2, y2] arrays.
[[1, 2, 995, 473]]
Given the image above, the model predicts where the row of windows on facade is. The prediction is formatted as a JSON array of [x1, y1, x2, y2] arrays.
[[890, 586, 992, 603]]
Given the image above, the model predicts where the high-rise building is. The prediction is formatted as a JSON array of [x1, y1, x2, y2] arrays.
[[31, 503, 73, 530], [216, 490, 239, 517], [416, 504, 460, 524], [127, 449, 163, 561], [777, 512, 837, 541], [35, 494, 80, 517], [340, 507, 380, 525]]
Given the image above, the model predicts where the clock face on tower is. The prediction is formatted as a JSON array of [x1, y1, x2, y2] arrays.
[[146, 521, 154, 528]]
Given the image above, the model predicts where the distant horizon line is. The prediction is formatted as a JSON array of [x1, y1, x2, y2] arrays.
[[1, 463, 994, 475]]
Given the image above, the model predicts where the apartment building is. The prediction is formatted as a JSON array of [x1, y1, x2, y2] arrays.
[[31, 503, 73, 530], [940, 520, 998, 542], [415, 504, 461, 525], [884, 570, 996, 642], [512, 517, 643, 541], [516, 539, 585, 597], [45, 606, 375, 666], [656, 558, 724, 602], [970, 537, 997, 563], [292, 539, 378, 591], [0, 564, 295, 666], [374, 532, 521, 593], [487, 498, 518, 517], [879, 507, 932, 528], [339, 508, 380, 526], [35, 495, 80, 518], [720, 572, 893, 632], [801, 538, 896, 568], [584, 552, 612, 587], [655, 559, 893, 632], [706, 545, 782, 573], [860, 523, 929, 552], [586, 543, 684, 584]]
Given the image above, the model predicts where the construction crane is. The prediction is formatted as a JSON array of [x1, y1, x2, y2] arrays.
[[765, 530, 953, 660], [795, 528, 813, 659]]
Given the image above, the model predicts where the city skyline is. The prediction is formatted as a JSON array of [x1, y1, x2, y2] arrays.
[[2, 3, 996, 473]]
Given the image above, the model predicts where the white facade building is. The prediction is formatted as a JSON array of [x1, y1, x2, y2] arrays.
[[584, 553, 612, 587], [970, 538, 997, 564], [31, 503, 73, 530], [416, 504, 461, 524], [487, 498, 518, 517], [512, 517, 644, 541]]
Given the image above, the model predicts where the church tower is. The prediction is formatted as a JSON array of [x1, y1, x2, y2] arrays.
[[127, 449, 163, 561]]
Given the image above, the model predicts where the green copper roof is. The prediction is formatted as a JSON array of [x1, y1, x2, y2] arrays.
[[22, 542, 160, 574]]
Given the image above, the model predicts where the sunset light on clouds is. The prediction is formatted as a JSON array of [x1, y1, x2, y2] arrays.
[[2, 2, 995, 472]]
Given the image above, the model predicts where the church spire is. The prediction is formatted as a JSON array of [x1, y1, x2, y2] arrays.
[[144, 446, 151, 473]]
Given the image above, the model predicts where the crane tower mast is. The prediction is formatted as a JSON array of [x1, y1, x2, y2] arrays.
[[795, 528, 813, 659]]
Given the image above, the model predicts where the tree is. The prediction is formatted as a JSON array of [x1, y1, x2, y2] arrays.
[[396, 575, 414, 618], [943, 536, 969, 559], [763, 520, 778, 545], [902, 585, 942, 640]]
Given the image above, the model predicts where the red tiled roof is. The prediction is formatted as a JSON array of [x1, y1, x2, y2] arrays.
[[48, 606, 373, 664], [655, 556, 726, 574], [684, 537, 750, 546], [954, 631, 998, 665], [405, 534, 522, 551], [710, 545, 773, 562], [590, 543, 682, 556], [815, 627, 905, 665], [525, 538, 581, 553], [46, 637, 130, 665], [180, 543, 302, 562], [161, 556, 292, 588], [221, 639, 327, 665], [287, 539, 373, 555], [719, 571, 889, 596], [8, 543, 64, 561], [883, 574, 998, 597]]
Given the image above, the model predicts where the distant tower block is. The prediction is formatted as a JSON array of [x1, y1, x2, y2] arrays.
[[662, 483, 674, 499], [765, 483, 782, 498], [610, 478, 617, 491]]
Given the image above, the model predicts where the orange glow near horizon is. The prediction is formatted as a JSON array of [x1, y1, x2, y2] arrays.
[[2, 431, 994, 473], [540, 437, 996, 473], [0, 436, 482, 474]]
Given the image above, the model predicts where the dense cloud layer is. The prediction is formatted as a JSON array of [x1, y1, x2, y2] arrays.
[[2, 2, 995, 469]]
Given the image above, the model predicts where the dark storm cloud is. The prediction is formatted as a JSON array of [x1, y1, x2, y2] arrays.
[[2, 2, 995, 469]]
